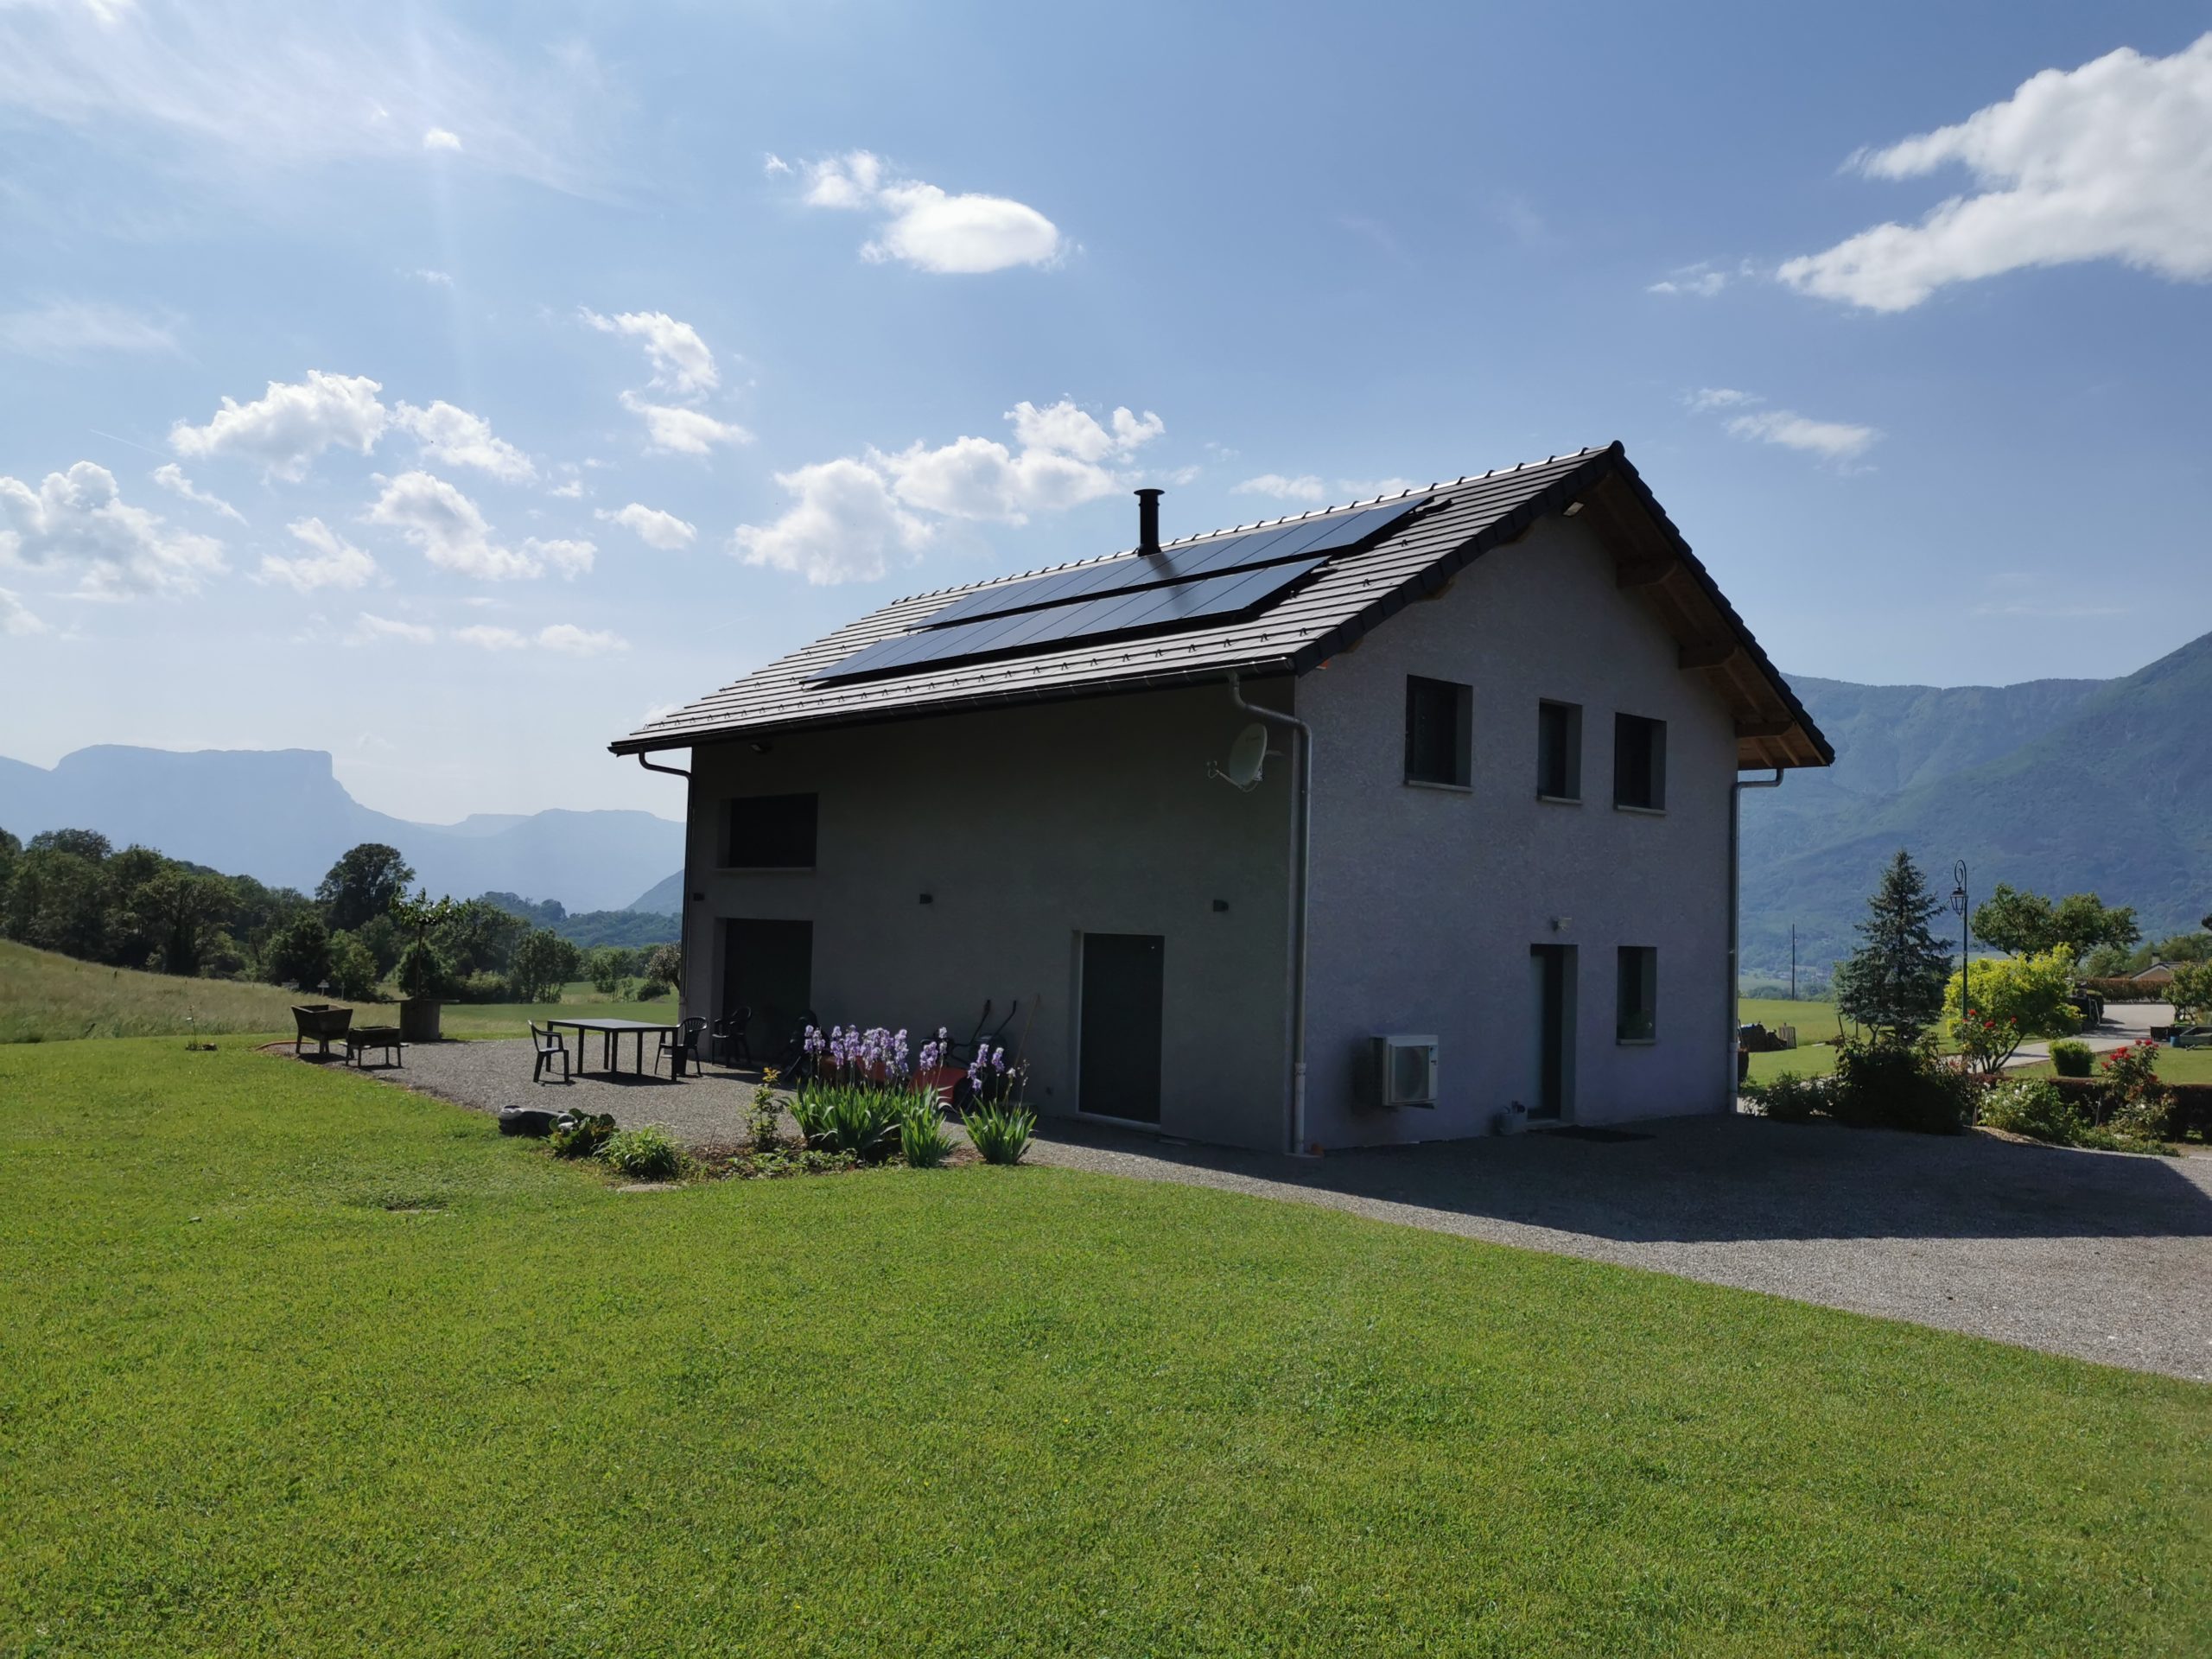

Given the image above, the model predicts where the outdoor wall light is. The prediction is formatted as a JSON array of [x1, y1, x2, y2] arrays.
[[1212, 899, 1230, 912], [1551, 915, 1572, 931], [1563, 500, 1585, 517], [750, 740, 774, 754], [918, 893, 933, 906]]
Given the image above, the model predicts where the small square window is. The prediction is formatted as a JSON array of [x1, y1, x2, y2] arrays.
[[1403, 676, 1472, 788], [1537, 701, 1582, 800], [724, 792, 817, 868], [1617, 946, 1657, 1041], [1613, 713, 1667, 810]]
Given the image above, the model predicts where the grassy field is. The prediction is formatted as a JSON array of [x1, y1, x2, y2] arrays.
[[435, 981, 671, 1039], [1739, 996, 1845, 1083], [0, 940, 375, 1044], [3, 1040, 2207, 1655]]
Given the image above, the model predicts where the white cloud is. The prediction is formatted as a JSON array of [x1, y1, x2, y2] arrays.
[[761, 153, 791, 177], [1234, 474, 1326, 502], [169, 370, 387, 481], [351, 613, 435, 645], [788, 149, 1065, 273], [524, 537, 594, 577], [733, 457, 935, 586], [150, 462, 246, 524], [548, 480, 584, 499], [537, 622, 625, 655], [409, 268, 454, 287], [1340, 477, 1418, 500], [1687, 387, 1760, 412], [581, 308, 719, 396], [734, 397, 1165, 583], [1779, 35, 2212, 311], [422, 127, 461, 152], [0, 586, 47, 637], [255, 516, 376, 593], [596, 502, 696, 550], [1648, 264, 1732, 298], [0, 299, 178, 359], [454, 623, 526, 650], [0, 1, 607, 193], [0, 460, 226, 596], [392, 399, 535, 483], [365, 470, 545, 579], [620, 392, 751, 455], [1724, 410, 1879, 462]]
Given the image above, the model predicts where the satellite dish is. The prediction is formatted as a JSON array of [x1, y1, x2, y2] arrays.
[[1211, 722, 1272, 791]]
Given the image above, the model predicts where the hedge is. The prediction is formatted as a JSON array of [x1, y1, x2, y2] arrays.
[[2044, 1076, 2212, 1138], [2079, 977, 2174, 1003]]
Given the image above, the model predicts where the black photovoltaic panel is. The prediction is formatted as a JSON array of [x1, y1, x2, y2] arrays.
[[916, 496, 1429, 632], [810, 555, 1330, 684]]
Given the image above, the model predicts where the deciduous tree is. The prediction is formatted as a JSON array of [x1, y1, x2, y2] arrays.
[[1945, 947, 2080, 1073], [317, 843, 416, 932]]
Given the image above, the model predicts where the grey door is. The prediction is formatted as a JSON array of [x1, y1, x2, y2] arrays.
[[723, 918, 812, 1062], [1529, 944, 1574, 1119], [1079, 933, 1165, 1124]]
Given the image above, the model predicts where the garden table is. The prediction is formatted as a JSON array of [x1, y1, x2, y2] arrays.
[[545, 1017, 684, 1078]]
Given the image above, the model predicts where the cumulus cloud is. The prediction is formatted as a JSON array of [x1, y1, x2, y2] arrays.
[[422, 127, 461, 151], [788, 149, 1065, 273], [169, 370, 387, 481], [255, 516, 376, 593], [537, 622, 625, 655], [581, 308, 719, 396], [454, 623, 525, 650], [733, 397, 1165, 583], [1647, 263, 1733, 298], [392, 399, 535, 482], [0, 461, 226, 596], [0, 586, 47, 637], [1779, 35, 2212, 310], [1685, 389, 1879, 463], [365, 471, 587, 579], [1687, 387, 1759, 412], [150, 462, 246, 524], [596, 502, 696, 550], [351, 613, 435, 645], [1234, 474, 1326, 502], [620, 392, 751, 455], [0, 299, 179, 359]]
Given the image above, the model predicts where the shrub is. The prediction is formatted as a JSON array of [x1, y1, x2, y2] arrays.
[[966, 1103, 1036, 1165], [791, 1082, 908, 1159], [453, 972, 512, 1003], [635, 980, 669, 1001], [642, 943, 682, 989], [601, 1125, 687, 1180], [394, 938, 454, 1001], [1829, 1040, 1975, 1135], [747, 1069, 783, 1152], [1980, 1078, 2088, 1144], [2107, 1094, 2175, 1146], [584, 946, 634, 996], [1944, 947, 2079, 1073], [509, 928, 582, 1003], [1749, 1072, 1825, 1123], [325, 930, 381, 1001], [2048, 1039, 2095, 1078], [899, 1102, 955, 1168], [548, 1109, 617, 1160]]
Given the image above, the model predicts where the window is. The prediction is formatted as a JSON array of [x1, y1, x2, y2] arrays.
[[1404, 676, 1472, 787], [1536, 701, 1582, 800], [1612, 713, 1666, 810], [1617, 946, 1657, 1041], [723, 792, 817, 868]]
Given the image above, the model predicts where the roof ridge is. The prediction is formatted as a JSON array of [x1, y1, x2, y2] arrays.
[[883, 444, 1606, 609]]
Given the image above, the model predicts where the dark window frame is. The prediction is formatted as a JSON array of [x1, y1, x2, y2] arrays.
[[1403, 675, 1473, 789], [1536, 699, 1583, 802], [1612, 713, 1667, 811], [721, 792, 818, 869], [1617, 945, 1658, 1042]]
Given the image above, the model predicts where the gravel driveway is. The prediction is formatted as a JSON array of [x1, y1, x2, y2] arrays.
[[344, 1039, 2212, 1382]]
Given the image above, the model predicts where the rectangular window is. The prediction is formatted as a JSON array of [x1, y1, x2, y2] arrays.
[[723, 792, 817, 868], [1612, 713, 1667, 810], [1404, 676, 1472, 788], [1617, 946, 1657, 1041], [1536, 700, 1582, 800]]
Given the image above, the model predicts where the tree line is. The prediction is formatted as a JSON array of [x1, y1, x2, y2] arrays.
[[0, 831, 677, 1004]]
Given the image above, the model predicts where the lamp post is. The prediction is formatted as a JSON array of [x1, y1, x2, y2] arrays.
[[1950, 861, 1972, 1052]]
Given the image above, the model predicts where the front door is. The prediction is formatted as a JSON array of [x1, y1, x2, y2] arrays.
[[1078, 933, 1165, 1124], [723, 918, 813, 1063], [1529, 944, 1575, 1120]]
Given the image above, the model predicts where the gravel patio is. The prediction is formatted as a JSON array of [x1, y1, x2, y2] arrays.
[[340, 1037, 2212, 1382]]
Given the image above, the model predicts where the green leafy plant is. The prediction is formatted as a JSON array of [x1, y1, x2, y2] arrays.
[[2099, 1040, 2171, 1141], [1979, 1078, 2088, 1144], [601, 1125, 687, 1180], [548, 1109, 617, 1160], [965, 1103, 1036, 1165], [1944, 946, 2079, 1073], [1828, 1039, 1975, 1135], [747, 1067, 783, 1152], [1748, 1072, 1825, 1123], [2048, 1039, 2095, 1077], [899, 1097, 955, 1167], [792, 1083, 908, 1159]]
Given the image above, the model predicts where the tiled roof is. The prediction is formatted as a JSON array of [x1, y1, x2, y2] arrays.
[[613, 442, 1830, 766]]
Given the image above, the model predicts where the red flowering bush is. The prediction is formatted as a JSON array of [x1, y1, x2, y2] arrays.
[[2099, 1039, 2172, 1141]]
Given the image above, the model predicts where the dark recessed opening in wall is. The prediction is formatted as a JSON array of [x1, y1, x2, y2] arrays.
[[1404, 676, 1472, 787], [724, 792, 817, 868], [1537, 700, 1582, 800], [1612, 714, 1666, 810]]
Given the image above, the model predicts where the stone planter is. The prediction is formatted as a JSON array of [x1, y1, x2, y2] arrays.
[[398, 998, 443, 1042]]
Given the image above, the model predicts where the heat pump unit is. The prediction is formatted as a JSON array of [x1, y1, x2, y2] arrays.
[[1363, 1034, 1438, 1109]]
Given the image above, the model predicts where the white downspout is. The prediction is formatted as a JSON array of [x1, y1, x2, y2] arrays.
[[1229, 672, 1313, 1156], [1729, 767, 1783, 1103]]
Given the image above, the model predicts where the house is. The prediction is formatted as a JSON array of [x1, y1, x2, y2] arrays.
[[2131, 962, 2179, 988], [611, 442, 1831, 1153]]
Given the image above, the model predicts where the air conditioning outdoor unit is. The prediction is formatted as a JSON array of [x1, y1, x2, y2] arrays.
[[1363, 1034, 1438, 1109]]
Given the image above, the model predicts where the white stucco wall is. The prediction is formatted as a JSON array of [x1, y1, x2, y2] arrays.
[[679, 682, 1296, 1148], [1298, 513, 1740, 1147]]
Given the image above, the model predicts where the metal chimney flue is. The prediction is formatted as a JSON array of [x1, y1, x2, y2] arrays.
[[1135, 487, 1163, 556]]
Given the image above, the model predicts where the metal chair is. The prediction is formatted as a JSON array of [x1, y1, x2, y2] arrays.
[[530, 1022, 570, 1084], [656, 1016, 707, 1079]]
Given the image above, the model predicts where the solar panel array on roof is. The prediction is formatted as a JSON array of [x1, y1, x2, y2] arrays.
[[810, 555, 1331, 685], [917, 496, 1431, 632]]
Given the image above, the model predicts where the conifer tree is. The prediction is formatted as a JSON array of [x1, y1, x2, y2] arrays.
[[1834, 849, 1952, 1046]]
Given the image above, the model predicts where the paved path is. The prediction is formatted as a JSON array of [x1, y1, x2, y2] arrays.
[[2009, 999, 2173, 1067], [333, 1039, 2212, 1382]]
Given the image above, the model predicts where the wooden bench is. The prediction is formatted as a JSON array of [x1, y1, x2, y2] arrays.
[[346, 1026, 406, 1069]]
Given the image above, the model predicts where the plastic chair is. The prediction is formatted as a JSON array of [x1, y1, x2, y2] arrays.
[[531, 1022, 570, 1084], [656, 1016, 707, 1079]]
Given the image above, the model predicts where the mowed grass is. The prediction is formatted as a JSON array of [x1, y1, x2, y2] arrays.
[[0, 940, 376, 1044], [1739, 997, 1844, 1084], [3, 1044, 2208, 1656], [436, 980, 672, 1039]]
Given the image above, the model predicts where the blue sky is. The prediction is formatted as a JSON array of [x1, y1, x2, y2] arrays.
[[3, 0, 2209, 822]]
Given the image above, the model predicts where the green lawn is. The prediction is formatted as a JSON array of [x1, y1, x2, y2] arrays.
[[1739, 996, 1845, 1084], [435, 979, 674, 1039], [4, 1042, 2207, 1655]]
